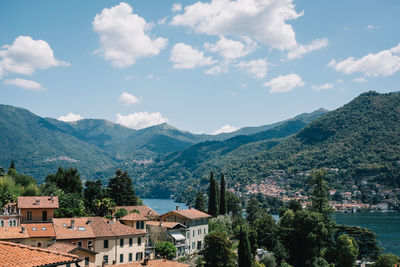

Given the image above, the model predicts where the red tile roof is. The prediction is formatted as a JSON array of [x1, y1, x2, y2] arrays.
[[17, 196, 59, 209], [109, 259, 189, 267], [90, 217, 146, 237], [22, 223, 55, 238], [0, 241, 80, 267], [116, 206, 159, 219], [160, 208, 211, 220], [146, 221, 186, 229], [120, 212, 148, 222], [0, 226, 30, 240], [47, 241, 97, 255]]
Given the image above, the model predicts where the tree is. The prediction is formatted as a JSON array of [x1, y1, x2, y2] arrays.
[[7, 160, 16, 175], [107, 170, 139, 206], [239, 226, 253, 267], [209, 215, 232, 235], [372, 254, 400, 267], [246, 197, 260, 226], [114, 208, 128, 219], [253, 212, 276, 251], [312, 257, 329, 267], [93, 197, 116, 217], [202, 231, 235, 267], [219, 173, 227, 215], [208, 172, 218, 217], [226, 191, 242, 216], [0, 167, 4, 176], [84, 179, 105, 215], [261, 253, 277, 267], [308, 170, 334, 217], [288, 200, 302, 213], [55, 191, 86, 218], [333, 234, 358, 267], [156, 241, 177, 260], [45, 167, 83, 194], [195, 191, 206, 212]]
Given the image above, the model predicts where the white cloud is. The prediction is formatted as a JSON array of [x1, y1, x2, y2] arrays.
[[212, 124, 238, 135], [116, 112, 168, 129], [353, 77, 367, 83], [366, 25, 379, 30], [157, 17, 167, 25], [204, 65, 226, 76], [236, 59, 268, 79], [263, 73, 305, 93], [4, 78, 44, 91], [0, 36, 69, 77], [58, 113, 85, 122], [204, 36, 257, 59], [171, 0, 304, 51], [311, 83, 334, 91], [92, 2, 168, 68], [328, 43, 400, 77], [286, 38, 328, 60], [118, 92, 141, 106], [170, 42, 216, 69], [172, 3, 182, 12]]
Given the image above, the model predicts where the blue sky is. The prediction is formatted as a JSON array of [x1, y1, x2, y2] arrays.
[[1, 0, 400, 134]]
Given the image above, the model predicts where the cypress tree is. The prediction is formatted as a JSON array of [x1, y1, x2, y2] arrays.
[[219, 173, 227, 215], [208, 171, 218, 217], [195, 191, 206, 212], [238, 226, 253, 267]]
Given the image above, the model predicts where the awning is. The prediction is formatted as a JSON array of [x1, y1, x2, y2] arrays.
[[170, 233, 185, 241]]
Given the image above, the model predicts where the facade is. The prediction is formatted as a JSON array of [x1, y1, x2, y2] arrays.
[[22, 222, 55, 248], [0, 202, 20, 228], [119, 212, 148, 230], [48, 241, 97, 267], [158, 207, 211, 254], [18, 196, 59, 223]]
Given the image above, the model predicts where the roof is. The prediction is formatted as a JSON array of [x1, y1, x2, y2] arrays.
[[53, 217, 146, 240], [116, 206, 159, 219], [120, 212, 148, 222], [109, 259, 189, 267], [22, 223, 55, 238], [0, 226, 30, 240], [146, 221, 186, 229], [160, 208, 211, 220], [17, 196, 59, 209], [0, 241, 81, 267], [47, 242, 97, 255]]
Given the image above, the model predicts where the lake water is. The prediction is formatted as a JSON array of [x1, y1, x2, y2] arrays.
[[143, 199, 399, 256]]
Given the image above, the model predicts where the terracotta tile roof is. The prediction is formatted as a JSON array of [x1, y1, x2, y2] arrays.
[[120, 212, 149, 222], [89, 217, 147, 237], [22, 223, 55, 238], [117, 206, 159, 219], [53, 218, 96, 240], [0, 226, 30, 240], [160, 208, 211, 220], [17, 196, 59, 209], [0, 241, 80, 267], [146, 221, 186, 229], [109, 259, 189, 267], [47, 241, 97, 255]]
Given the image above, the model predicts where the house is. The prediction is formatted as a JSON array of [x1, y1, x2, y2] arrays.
[[22, 222, 56, 248], [0, 202, 20, 228], [158, 207, 211, 254], [18, 196, 59, 223], [0, 240, 81, 267], [48, 241, 98, 267], [53, 217, 147, 266], [116, 206, 159, 220], [0, 224, 29, 243], [110, 259, 189, 267], [146, 221, 187, 257], [119, 213, 148, 231]]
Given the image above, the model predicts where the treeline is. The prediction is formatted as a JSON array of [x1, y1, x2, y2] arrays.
[[0, 161, 141, 218]]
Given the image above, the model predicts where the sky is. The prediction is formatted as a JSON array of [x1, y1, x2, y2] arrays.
[[1, 0, 400, 134]]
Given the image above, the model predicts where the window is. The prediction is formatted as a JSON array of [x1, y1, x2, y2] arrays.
[[42, 211, 47, 221], [192, 242, 195, 250], [32, 227, 37, 231], [138, 237, 142, 246], [8, 220, 12, 226], [37, 242, 41, 248], [204, 228, 207, 234], [129, 238, 133, 247], [88, 241, 93, 247], [85, 257, 89, 266], [141, 221, 144, 229], [198, 229, 201, 235], [120, 238, 124, 247], [78, 241, 82, 247], [193, 230, 195, 237], [103, 255, 108, 264], [120, 254, 124, 263], [197, 241, 202, 249], [41, 227, 46, 230], [129, 253, 133, 262], [186, 232, 189, 238], [27, 211, 32, 221], [66, 264, 70, 267], [136, 252, 143, 261], [0, 220, 3, 227], [136, 221, 140, 229], [78, 227, 86, 231], [104, 240, 109, 249]]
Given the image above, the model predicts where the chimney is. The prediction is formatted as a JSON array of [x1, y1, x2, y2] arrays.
[[86, 219, 91, 225], [112, 216, 117, 223], [50, 195, 54, 202], [34, 198, 40, 205], [188, 205, 192, 209], [176, 206, 179, 211], [21, 226, 25, 233], [70, 219, 75, 229], [159, 221, 162, 227], [143, 258, 149, 266]]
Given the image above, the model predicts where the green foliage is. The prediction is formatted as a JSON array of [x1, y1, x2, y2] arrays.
[[0, 173, 39, 206], [239, 226, 253, 267], [202, 231, 236, 267], [226, 190, 242, 216], [208, 172, 218, 217], [308, 170, 334, 217], [246, 197, 261, 226], [253, 212, 276, 251], [261, 253, 277, 267], [333, 234, 358, 267], [55, 191, 86, 218], [84, 179, 105, 215], [93, 197, 116, 217], [209, 215, 233, 235], [22, 183, 39, 196], [114, 208, 128, 219], [107, 170, 140, 206], [195, 191, 206, 212], [45, 167, 83, 194], [312, 257, 329, 267], [156, 241, 177, 260], [219, 174, 227, 215], [372, 254, 400, 267]]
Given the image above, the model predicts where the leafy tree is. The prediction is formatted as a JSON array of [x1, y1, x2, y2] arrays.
[[208, 172, 218, 217], [114, 208, 128, 219], [333, 234, 358, 267], [8, 160, 16, 175], [372, 254, 400, 267], [45, 167, 83, 194], [0, 167, 4, 176], [253, 212, 276, 251], [312, 257, 329, 267], [195, 191, 206, 212], [246, 197, 260, 226], [107, 170, 140, 206], [288, 200, 302, 213], [156, 241, 177, 260], [93, 197, 116, 217], [209, 215, 232, 235], [219, 173, 227, 215], [202, 230, 235, 267], [84, 179, 105, 215], [239, 226, 253, 267], [226, 190, 242, 216], [308, 170, 334, 217], [55, 191, 86, 218], [22, 183, 39, 196], [261, 253, 277, 267]]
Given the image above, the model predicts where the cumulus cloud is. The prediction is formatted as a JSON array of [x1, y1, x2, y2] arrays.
[[353, 77, 366, 83], [212, 124, 238, 135], [328, 43, 400, 77], [4, 78, 44, 91], [170, 42, 216, 69], [204, 36, 257, 59], [366, 25, 379, 30], [311, 83, 334, 91], [263, 74, 305, 93], [286, 38, 328, 60], [171, 0, 304, 50], [116, 112, 168, 129], [236, 59, 268, 79], [172, 3, 182, 12], [58, 113, 85, 122], [0, 36, 69, 77], [118, 92, 141, 106], [92, 2, 168, 68]]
